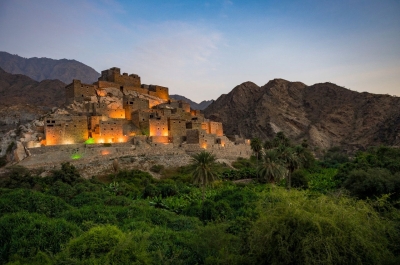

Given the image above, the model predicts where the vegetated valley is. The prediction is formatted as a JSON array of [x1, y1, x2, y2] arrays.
[[1, 133, 399, 265]]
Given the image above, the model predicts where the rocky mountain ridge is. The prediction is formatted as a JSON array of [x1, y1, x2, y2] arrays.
[[0, 67, 66, 107], [204, 79, 400, 150], [170, 94, 213, 110], [0, 51, 100, 84]]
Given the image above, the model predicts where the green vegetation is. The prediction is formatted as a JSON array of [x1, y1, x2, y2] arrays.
[[0, 139, 400, 264], [84, 138, 95, 144]]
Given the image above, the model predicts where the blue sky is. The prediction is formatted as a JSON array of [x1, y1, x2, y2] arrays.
[[0, 0, 399, 102]]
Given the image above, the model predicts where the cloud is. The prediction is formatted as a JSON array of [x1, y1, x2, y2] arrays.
[[110, 21, 224, 100]]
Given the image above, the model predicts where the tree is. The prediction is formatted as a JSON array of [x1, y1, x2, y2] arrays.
[[272, 132, 291, 148], [293, 145, 315, 169], [191, 151, 217, 201], [257, 150, 287, 184], [250, 138, 263, 162], [279, 147, 301, 190]]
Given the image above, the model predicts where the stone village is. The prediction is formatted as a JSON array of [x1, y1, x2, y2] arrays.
[[47, 67, 228, 148], [2, 67, 251, 176]]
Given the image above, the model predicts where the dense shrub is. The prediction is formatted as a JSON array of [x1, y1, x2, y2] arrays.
[[0, 189, 71, 217], [0, 212, 80, 263], [248, 188, 397, 265], [343, 168, 400, 200], [150, 164, 164, 173]]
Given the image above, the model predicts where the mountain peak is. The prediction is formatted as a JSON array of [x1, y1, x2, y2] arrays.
[[0, 51, 100, 84]]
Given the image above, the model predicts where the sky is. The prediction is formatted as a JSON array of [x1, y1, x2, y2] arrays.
[[0, 0, 399, 102]]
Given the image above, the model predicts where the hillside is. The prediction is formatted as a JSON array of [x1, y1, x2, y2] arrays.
[[170, 94, 213, 110], [0, 51, 100, 84], [0, 67, 65, 107], [204, 79, 400, 150]]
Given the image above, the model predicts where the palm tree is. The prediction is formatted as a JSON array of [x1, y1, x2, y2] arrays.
[[273, 132, 291, 148], [279, 147, 301, 190], [294, 144, 315, 169], [264, 140, 274, 150], [257, 150, 287, 184], [250, 138, 263, 162], [191, 151, 217, 201]]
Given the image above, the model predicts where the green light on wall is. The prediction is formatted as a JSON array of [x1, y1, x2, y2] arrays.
[[85, 138, 95, 144], [71, 153, 82, 160]]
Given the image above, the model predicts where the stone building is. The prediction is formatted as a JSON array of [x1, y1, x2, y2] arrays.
[[45, 67, 226, 148]]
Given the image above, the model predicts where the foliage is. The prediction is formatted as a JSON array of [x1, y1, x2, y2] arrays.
[[0, 212, 80, 263], [231, 157, 254, 169], [343, 168, 400, 200], [257, 150, 287, 183], [220, 167, 257, 181], [1, 146, 400, 264], [191, 151, 217, 201], [307, 168, 339, 193], [150, 164, 164, 173], [290, 169, 309, 189], [248, 188, 397, 265], [250, 138, 262, 160], [320, 146, 350, 168]]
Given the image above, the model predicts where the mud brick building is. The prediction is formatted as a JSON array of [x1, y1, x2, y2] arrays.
[[45, 67, 227, 148]]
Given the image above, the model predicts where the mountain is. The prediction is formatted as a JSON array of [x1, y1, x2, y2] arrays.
[[170, 94, 213, 110], [0, 67, 66, 107], [203, 79, 400, 150], [0, 51, 100, 84]]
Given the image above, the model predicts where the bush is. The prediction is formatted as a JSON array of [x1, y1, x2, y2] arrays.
[[0, 189, 71, 217], [247, 188, 396, 265], [343, 168, 400, 200], [65, 225, 122, 259], [0, 212, 80, 263], [51, 162, 81, 185], [291, 169, 309, 189], [150, 164, 164, 173]]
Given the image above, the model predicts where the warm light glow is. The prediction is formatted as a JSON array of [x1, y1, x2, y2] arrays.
[[118, 138, 124, 143], [202, 143, 207, 149], [101, 150, 110, 155], [108, 138, 113, 143], [63, 140, 73, 145], [98, 139, 104, 144]]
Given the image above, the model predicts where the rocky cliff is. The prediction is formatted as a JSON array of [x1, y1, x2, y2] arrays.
[[0, 51, 100, 84], [204, 79, 400, 150]]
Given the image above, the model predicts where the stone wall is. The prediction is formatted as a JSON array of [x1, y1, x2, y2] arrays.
[[99, 67, 141, 87], [65, 80, 97, 103], [45, 116, 88, 145], [148, 85, 169, 100], [149, 118, 168, 137], [209, 121, 223, 136], [169, 119, 186, 135], [98, 120, 124, 143]]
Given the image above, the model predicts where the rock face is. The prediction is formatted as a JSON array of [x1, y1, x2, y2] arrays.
[[204, 79, 400, 150], [170, 94, 213, 110], [0, 51, 100, 84], [0, 67, 66, 107]]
